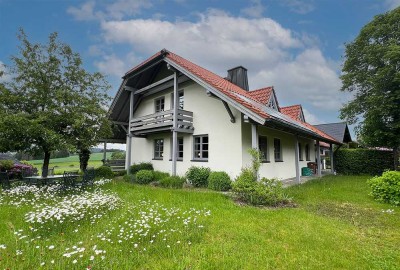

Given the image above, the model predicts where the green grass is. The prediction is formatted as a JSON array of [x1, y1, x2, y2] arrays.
[[0, 175, 399, 269], [27, 152, 113, 174]]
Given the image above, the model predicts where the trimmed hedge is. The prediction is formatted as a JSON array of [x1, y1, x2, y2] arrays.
[[208, 171, 232, 191], [334, 149, 393, 175]]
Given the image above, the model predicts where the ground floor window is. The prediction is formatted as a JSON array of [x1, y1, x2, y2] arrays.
[[306, 144, 310, 161], [154, 139, 164, 159], [170, 137, 183, 160], [193, 135, 208, 161], [258, 136, 269, 162], [274, 138, 283, 161]]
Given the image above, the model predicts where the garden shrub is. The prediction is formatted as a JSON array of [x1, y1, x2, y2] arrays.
[[113, 170, 127, 177], [0, 160, 14, 171], [186, 166, 210, 187], [95, 166, 114, 178], [367, 170, 400, 205], [130, 162, 154, 174], [159, 176, 186, 189], [153, 170, 170, 181], [232, 169, 291, 206], [135, 170, 154, 185], [334, 149, 393, 175], [123, 174, 135, 183], [208, 171, 232, 191]]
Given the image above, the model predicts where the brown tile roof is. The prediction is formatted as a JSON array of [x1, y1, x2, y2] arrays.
[[281, 105, 302, 121], [165, 51, 270, 119], [248, 87, 274, 104], [123, 49, 341, 144]]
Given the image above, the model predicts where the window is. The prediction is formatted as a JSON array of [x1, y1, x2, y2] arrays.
[[171, 90, 184, 110], [193, 135, 208, 161], [258, 136, 269, 162], [274, 138, 282, 161], [170, 137, 183, 160], [298, 143, 303, 161], [154, 139, 164, 159], [155, 97, 165, 112], [305, 144, 310, 161]]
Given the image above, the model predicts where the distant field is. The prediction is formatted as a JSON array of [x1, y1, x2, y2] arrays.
[[27, 152, 114, 174]]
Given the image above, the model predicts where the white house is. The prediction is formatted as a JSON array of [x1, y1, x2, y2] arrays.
[[108, 49, 340, 181]]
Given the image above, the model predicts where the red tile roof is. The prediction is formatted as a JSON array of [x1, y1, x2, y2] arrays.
[[281, 105, 302, 121], [123, 49, 341, 144], [248, 87, 273, 104], [165, 51, 270, 119]]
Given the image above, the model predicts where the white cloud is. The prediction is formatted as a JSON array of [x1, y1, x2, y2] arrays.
[[241, 0, 266, 18], [254, 48, 343, 110], [94, 54, 129, 77], [67, 0, 152, 21], [101, 9, 301, 73], [385, 0, 400, 9], [67, 1, 98, 21], [280, 0, 315, 14], [99, 10, 343, 113], [302, 108, 324, 124]]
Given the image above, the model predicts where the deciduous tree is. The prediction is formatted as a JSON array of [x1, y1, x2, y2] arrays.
[[0, 29, 112, 175], [340, 7, 400, 170]]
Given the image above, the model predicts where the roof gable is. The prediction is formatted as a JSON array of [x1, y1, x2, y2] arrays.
[[314, 122, 352, 143], [281, 105, 305, 122], [112, 49, 341, 144]]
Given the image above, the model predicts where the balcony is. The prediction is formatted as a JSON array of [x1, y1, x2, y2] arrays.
[[130, 109, 194, 136]]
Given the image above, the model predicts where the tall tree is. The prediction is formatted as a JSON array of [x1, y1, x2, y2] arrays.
[[340, 7, 400, 170], [0, 29, 111, 176]]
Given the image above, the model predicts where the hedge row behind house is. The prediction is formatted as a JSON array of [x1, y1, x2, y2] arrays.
[[334, 148, 394, 175]]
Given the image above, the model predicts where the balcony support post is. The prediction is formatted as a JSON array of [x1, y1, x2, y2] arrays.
[[126, 91, 134, 174], [171, 71, 179, 176]]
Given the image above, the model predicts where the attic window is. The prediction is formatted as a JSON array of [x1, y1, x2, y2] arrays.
[[268, 94, 278, 110]]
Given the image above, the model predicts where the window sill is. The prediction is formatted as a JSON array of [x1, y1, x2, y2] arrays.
[[190, 159, 208, 162], [152, 158, 163, 161], [299, 159, 304, 161], [275, 160, 284, 162], [306, 159, 311, 161], [261, 160, 270, 163], [169, 159, 183, 162]]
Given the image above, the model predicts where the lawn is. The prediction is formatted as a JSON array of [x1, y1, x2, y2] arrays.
[[27, 152, 113, 174], [0, 175, 399, 269]]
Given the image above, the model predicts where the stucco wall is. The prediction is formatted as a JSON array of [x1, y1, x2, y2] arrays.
[[242, 123, 316, 180], [130, 80, 243, 177], [129, 79, 317, 180]]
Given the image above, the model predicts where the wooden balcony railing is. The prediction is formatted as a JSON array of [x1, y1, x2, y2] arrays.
[[130, 109, 194, 134]]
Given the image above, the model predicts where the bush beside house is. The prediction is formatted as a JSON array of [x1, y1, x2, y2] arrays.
[[334, 148, 393, 175], [186, 166, 210, 187], [368, 171, 400, 206], [208, 171, 232, 191]]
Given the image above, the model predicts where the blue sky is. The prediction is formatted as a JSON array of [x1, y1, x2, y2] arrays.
[[1, 0, 399, 140]]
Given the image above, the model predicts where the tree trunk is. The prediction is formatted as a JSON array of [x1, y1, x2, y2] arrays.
[[394, 147, 399, 171], [79, 148, 91, 171], [42, 151, 51, 177]]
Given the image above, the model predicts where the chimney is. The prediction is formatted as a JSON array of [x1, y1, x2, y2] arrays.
[[227, 66, 249, 91]]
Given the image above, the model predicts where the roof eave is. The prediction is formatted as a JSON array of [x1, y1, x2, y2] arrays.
[[164, 58, 266, 125]]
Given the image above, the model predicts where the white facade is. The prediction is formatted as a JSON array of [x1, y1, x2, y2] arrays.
[[128, 80, 316, 180]]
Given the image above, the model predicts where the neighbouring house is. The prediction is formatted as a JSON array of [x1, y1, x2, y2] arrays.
[[314, 122, 353, 170], [107, 49, 341, 181]]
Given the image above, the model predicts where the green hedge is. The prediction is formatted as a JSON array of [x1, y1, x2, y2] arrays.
[[334, 148, 393, 175]]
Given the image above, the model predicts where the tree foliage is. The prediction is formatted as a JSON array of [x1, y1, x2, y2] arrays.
[[340, 7, 400, 169], [0, 29, 112, 175]]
